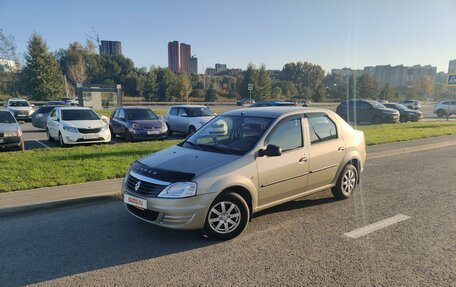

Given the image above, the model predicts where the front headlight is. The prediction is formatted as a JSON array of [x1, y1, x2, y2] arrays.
[[157, 182, 197, 198], [4, 131, 20, 137], [63, 126, 79, 133], [132, 123, 140, 129]]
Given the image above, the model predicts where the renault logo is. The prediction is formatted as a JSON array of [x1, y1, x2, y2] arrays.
[[135, 181, 141, 191]]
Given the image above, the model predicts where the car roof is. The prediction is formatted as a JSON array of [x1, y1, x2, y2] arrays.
[[121, 106, 153, 110], [169, 105, 209, 108], [223, 107, 329, 118], [57, 106, 93, 110]]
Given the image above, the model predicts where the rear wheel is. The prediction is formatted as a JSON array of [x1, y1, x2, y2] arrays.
[[331, 164, 358, 200], [203, 192, 249, 240]]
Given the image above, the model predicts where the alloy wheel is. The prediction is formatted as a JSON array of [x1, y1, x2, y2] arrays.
[[342, 170, 356, 194], [207, 201, 241, 234]]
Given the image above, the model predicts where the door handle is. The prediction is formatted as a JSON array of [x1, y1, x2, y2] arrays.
[[338, 146, 345, 151], [299, 156, 308, 163]]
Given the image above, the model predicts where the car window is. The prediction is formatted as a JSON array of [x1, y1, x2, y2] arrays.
[[178, 108, 188, 117], [358, 101, 372, 109], [0, 111, 16, 123], [169, 108, 178, 116], [307, 114, 338, 144], [118, 109, 125, 119], [266, 117, 303, 152], [185, 107, 214, 117], [112, 108, 119, 118], [49, 109, 56, 118]]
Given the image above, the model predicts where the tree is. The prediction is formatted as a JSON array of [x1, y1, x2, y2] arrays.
[[272, 86, 282, 100], [356, 74, 379, 99], [281, 62, 325, 101], [0, 29, 19, 72], [175, 73, 192, 102], [257, 65, 272, 101], [414, 76, 434, 101], [239, 63, 259, 99], [380, 83, 395, 101], [205, 87, 217, 102], [22, 33, 65, 100]]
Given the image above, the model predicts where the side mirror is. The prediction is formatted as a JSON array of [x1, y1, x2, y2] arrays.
[[101, 115, 110, 124], [259, 144, 282, 157]]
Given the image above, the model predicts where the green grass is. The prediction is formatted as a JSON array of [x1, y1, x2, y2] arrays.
[[358, 121, 456, 145], [0, 140, 179, 192], [1, 121, 455, 192]]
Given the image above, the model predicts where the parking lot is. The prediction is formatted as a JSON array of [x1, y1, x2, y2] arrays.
[[19, 103, 447, 151], [1, 145, 455, 286]]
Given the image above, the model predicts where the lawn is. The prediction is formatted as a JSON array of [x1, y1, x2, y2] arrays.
[[0, 140, 179, 192], [357, 121, 456, 145], [0, 121, 455, 192]]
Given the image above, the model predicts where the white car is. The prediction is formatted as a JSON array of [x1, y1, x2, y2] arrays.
[[46, 107, 111, 147], [398, 99, 421, 110], [434, 100, 456, 117], [165, 105, 216, 135], [6, 98, 34, 121]]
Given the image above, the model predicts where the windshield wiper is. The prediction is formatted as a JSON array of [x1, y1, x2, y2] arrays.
[[183, 141, 202, 150]]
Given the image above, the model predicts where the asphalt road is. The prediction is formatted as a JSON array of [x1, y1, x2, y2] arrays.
[[20, 103, 452, 150], [1, 146, 455, 286]]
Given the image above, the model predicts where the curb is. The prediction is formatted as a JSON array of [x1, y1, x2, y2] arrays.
[[368, 140, 456, 159]]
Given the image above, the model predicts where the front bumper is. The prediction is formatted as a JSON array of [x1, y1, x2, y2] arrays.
[[122, 185, 216, 230], [61, 129, 111, 145], [0, 136, 21, 149], [12, 112, 32, 120], [129, 129, 168, 140], [383, 114, 400, 123]]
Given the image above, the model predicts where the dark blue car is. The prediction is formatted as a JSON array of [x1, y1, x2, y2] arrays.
[[109, 107, 168, 141]]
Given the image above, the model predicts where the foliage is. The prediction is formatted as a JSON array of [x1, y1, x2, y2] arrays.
[[22, 33, 66, 100], [281, 62, 326, 101], [356, 74, 379, 99]]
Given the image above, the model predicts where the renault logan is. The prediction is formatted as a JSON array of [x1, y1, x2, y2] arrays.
[[122, 107, 366, 240]]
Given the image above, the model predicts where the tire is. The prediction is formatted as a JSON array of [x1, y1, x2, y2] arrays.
[[16, 141, 24, 151], [203, 192, 249, 240], [399, 115, 408, 123], [125, 129, 134, 142], [166, 124, 173, 136], [372, 116, 383, 125], [331, 163, 358, 200], [47, 129, 54, 142], [436, 109, 446, 118], [188, 126, 196, 135], [58, 132, 66, 147]]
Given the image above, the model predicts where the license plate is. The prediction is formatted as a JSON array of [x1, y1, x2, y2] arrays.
[[83, 134, 98, 140], [124, 194, 147, 209], [147, 130, 160, 135], [0, 139, 3, 143]]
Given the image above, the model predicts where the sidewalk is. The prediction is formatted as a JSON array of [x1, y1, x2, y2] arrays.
[[1, 135, 456, 215]]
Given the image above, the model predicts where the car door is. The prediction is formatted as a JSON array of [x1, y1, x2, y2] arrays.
[[116, 108, 127, 135], [109, 108, 119, 132], [166, 108, 179, 132], [358, 101, 373, 122], [305, 113, 345, 190], [256, 115, 309, 207], [47, 108, 59, 138], [176, 108, 189, 133]]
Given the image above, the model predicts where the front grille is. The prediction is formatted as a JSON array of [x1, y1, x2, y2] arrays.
[[126, 174, 167, 197], [76, 138, 103, 142], [78, 128, 101, 134], [127, 204, 159, 222]]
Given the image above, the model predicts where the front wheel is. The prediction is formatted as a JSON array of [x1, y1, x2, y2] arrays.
[[436, 109, 446, 118], [331, 164, 358, 200], [58, 132, 66, 147], [399, 115, 408, 122], [188, 126, 196, 135], [203, 192, 249, 240], [47, 129, 54, 142], [372, 116, 383, 125]]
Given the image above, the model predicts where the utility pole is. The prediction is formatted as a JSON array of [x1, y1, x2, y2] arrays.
[[63, 75, 69, 98]]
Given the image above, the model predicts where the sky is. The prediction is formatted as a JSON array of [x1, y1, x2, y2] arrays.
[[1, 0, 456, 73]]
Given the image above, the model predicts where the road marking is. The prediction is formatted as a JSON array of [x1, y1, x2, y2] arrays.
[[34, 140, 51, 149], [344, 214, 411, 239]]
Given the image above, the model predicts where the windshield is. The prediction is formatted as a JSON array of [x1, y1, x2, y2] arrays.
[[386, 104, 407, 111], [183, 115, 273, 155], [61, 110, 100, 121], [369, 101, 386, 109], [125, 109, 158, 120], [9, 101, 30, 107], [0, 111, 16, 124], [186, 107, 215, 117], [37, 106, 60, 114]]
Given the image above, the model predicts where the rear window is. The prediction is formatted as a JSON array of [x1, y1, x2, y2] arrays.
[[9, 101, 30, 107]]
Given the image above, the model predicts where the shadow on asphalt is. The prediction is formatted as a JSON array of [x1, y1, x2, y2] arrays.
[[0, 199, 216, 287]]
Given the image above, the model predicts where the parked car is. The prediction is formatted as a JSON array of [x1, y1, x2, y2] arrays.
[[336, 99, 400, 124], [0, 109, 24, 151], [249, 101, 296, 108], [32, 105, 64, 129], [6, 98, 34, 121], [122, 107, 366, 239], [46, 107, 110, 147], [433, 100, 456, 117], [236, 98, 255, 106], [44, 101, 66, 106], [398, 99, 421, 110], [110, 107, 168, 141], [165, 105, 216, 135], [64, 98, 93, 108], [383, 103, 423, 122]]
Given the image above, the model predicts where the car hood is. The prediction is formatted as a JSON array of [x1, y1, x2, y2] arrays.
[[379, 108, 399, 113], [8, 106, 32, 111], [0, 123, 19, 132], [139, 145, 238, 177], [61, 120, 105, 128], [129, 119, 164, 128]]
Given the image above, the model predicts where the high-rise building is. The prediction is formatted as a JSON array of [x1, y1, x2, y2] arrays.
[[205, 68, 216, 76], [180, 43, 191, 73], [187, 56, 198, 74], [168, 41, 179, 73], [215, 63, 227, 74], [99, 41, 122, 56], [449, 60, 456, 73]]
